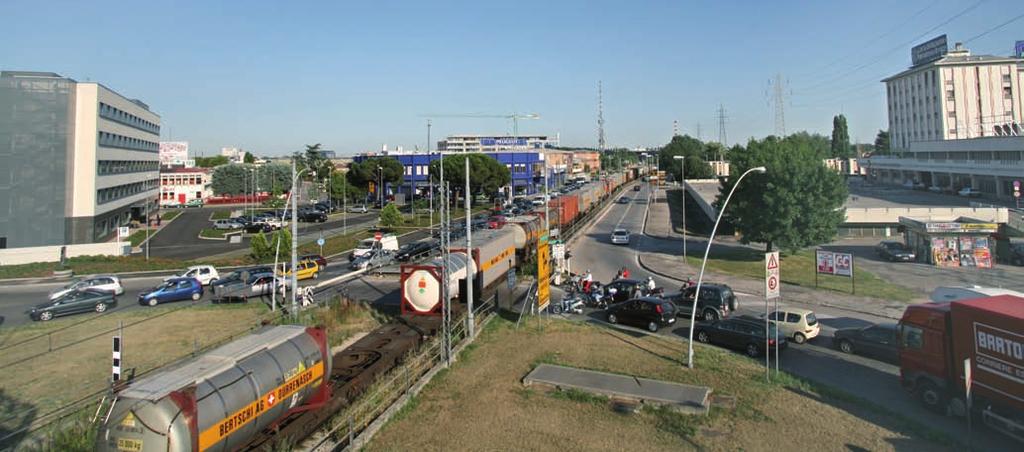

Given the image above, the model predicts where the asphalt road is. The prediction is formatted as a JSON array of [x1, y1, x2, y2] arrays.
[[562, 182, 1017, 451]]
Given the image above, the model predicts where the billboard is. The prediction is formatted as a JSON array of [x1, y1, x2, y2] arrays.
[[1016, 40, 1024, 58], [159, 141, 189, 166], [481, 137, 528, 146], [912, 35, 948, 66], [815, 250, 834, 275]]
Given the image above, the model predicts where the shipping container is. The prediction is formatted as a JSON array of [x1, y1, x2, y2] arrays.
[[549, 194, 579, 228]]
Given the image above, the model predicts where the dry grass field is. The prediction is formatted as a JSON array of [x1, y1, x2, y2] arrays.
[[367, 317, 949, 452]]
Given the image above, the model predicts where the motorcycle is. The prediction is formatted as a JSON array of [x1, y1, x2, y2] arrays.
[[550, 293, 585, 315]]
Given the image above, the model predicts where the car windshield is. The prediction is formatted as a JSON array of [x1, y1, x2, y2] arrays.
[[806, 313, 818, 326], [156, 281, 175, 290]]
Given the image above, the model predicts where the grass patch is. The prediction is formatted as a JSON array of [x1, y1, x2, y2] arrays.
[[126, 229, 156, 247], [365, 318, 946, 451], [0, 255, 193, 279], [199, 228, 232, 239], [684, 246, 916, 302], [159, 210, 182, 221], [210, 210, 234, 220]]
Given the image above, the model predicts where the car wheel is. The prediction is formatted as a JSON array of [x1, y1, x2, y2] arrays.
[[838, 339, 854, 354], [148, 298, 158, 307], [917, 381, 946, 413], [647, 321, 659, 333], [95, 303, 108, 313], [208, 278, 218, 286], [191, 292, 201, 301], [746, 343, 760, 358], [697, 331, 710, 343], [39, 311, 54, 321], [702, 309, 719, 322], [607, 313, 618, 324], [793, 333, 806, 344]]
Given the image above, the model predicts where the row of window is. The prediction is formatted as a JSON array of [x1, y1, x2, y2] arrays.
[[99, 102, 159, 134], [161, 175, 208, 186], [97, 179, 158, 205], [98, 131, 159, 152], [98, 160, 159, 175], [911, 151, 1022, 162], [400, 163, 542, 176]]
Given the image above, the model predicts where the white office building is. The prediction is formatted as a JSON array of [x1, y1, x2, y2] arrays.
[[437, 134, 558, 152], [883, 40, 1024, 151], [0, 71, 160, 247]]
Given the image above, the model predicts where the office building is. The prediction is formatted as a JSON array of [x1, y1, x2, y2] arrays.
[[437, 134, 558, 153], [160, 167, 212, 207], [354, 151, 548, 200], [0, 71, 160, 248], [221, 146, 244, 163], [883, 37, 1024, 151]]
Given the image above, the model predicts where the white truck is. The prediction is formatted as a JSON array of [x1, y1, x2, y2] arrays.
[[348, 234, 399, 261]]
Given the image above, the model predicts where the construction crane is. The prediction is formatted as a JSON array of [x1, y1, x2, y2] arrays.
[[419, 112, 540, 143]]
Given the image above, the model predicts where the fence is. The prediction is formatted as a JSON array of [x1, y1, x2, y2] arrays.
[[0, 242, 128, 266]]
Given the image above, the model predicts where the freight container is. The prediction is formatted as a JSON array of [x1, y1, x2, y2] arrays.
[[898, 295, 1024, 442], [549, 195, 579, 228]]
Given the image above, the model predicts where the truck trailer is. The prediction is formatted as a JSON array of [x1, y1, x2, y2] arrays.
[[898, 295, 1024, 442]]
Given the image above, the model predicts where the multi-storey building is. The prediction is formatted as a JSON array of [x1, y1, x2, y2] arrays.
[[437, 134, 558, 153], [0, 71, 160, 248], [160, 167, 212, 207], [883, 40, 1024, 151]]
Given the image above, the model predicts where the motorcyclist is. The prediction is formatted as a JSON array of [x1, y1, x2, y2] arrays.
[[621, 267, 630, 279], [646, 276, 656, 293], [583, 269, 593, 293]]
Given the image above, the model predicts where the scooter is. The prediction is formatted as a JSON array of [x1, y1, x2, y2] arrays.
[[550, 293, 585, 315]]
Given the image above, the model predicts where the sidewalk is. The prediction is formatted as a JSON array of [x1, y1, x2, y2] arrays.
[[637, 188, 927, 320]]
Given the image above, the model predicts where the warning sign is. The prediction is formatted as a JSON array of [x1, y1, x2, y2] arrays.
[[537, 235, 551, 311], [765, 251, 780, 299]]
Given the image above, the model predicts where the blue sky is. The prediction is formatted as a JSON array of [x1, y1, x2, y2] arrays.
[[2, 0, 1021, 155]]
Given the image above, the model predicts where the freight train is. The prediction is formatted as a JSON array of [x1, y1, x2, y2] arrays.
[[96, 173, 633, 451]]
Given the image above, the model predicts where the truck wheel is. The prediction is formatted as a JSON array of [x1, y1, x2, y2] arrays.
[[917, 381, 946, 413]]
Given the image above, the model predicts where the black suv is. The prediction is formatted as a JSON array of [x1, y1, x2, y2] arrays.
[[694, 316, 787, 358], [875, 241, 915, 262], [396, 240, 436, 262], [606, 297, 677, 332], [298, 210, 327, 223], [666, 283, 737, 321]]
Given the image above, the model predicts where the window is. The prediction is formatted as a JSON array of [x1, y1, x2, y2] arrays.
[[786, 313, 801, 323], [1004, 87, 1012, 100], [900, 325, 923, 349], [946, 90, 954, 101]]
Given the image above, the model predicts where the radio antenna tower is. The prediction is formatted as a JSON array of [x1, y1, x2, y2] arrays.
[[716, 104, 728, 147], [597, 80, 606, 151], [769, 73, 788, 136], [673, 119, 679, 137]]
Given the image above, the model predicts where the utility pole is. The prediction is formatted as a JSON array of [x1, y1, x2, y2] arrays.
[[290, 159, 299, 316], [717, 104, 728, 149], [770, 73, 787, 137], [695, 123, 702, 141], [465, 157, 474, 337], [428, 120, 433, 228], [597, 80, 606, 152]]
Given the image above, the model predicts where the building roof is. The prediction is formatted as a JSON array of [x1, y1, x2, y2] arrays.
[[882, 51, 1023, 82], [1, 71, 66, 79], [161, 167, 210, 174]]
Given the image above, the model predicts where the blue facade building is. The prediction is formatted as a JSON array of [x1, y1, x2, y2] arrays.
[[353, 151, 550, 200]]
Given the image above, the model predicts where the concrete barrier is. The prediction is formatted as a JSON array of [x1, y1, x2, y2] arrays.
[[0, 242, 129, 266]]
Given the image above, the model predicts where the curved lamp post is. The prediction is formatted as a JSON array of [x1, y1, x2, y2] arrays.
[[686, 166, 767, 368]]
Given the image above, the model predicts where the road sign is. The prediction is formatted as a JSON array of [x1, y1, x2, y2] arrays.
[[117, 226, 130, 241], [765, 251, 780, 299], [316, 237, 325, 247], [374, 231, 383, 240], [112, 336, 122, 383], [1015, 180, 1021, 198]]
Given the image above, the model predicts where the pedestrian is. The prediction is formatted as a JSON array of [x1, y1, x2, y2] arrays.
[[614, 270, 623, 280], [156, 214, 162, 227], [583, 269, 593, 293], [646, 276, 656, 292]]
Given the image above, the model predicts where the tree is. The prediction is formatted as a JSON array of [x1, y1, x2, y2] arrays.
[[347, 157, 405, 199], [428, 154, 511, 205], [195, 155, 229, 168], [301, 143, 335, 183], [379, 203, 403, 229], [211, 163, 292, 195], [830, 115, 852, 158], [243, 152, 255, 164], [250, 232, 270, 260], [657, 135, 714, 179], [873, 130, 890, 155], [599, 149, 639, 172], [717, 135, 847, 253], [329, 170, 366, 204]]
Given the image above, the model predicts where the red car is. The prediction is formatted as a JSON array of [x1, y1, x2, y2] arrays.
[[487, 215, 507, 229], [300, 254, 327, 269]]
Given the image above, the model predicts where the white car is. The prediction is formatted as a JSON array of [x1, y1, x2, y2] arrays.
[[958, 187, 982, 197], [348, 205, 369, 213], [765, 308, 820, 344], [165, 265, 220, 286], [49, 275, 124, 300], [610, 229, 631, 245]]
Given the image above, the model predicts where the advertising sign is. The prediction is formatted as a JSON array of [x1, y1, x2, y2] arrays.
[[481, 137, 528, 146], [1016, 40, 1024, 59], [912, 35, 948, 66], [815, 250, 834, 274], [972, 237, 992, 268], [536, 235, 551, 311], [833, 252, 853, 277], [932, 237, 960, 267], [159, 141, 189, 166], [765, 252, 780, 299], [924, 222, 997, 233]]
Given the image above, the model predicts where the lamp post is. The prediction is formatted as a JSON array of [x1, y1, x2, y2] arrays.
[[673, 155, 687, 259], [377, 165, 383, 208], [686, 166, 767, 369]]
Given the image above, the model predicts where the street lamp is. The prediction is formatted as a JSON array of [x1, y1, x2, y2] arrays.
[[686, 166, 767, 369], [673, 155, 687, 259], [377, 165, 383, 208]]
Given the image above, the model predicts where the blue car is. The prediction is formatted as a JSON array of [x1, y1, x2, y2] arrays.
[[139, 277, 203, 306]]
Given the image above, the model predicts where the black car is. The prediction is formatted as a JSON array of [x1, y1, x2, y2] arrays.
[[666, 283, 737, 322], [244, 222, 274, 233], [875, 241, 915, 262], [396, 241, 436, 262], [832, 323, 899, 364], [298, 210, 327, 223], [694, 316, 787, 358], [28, 289, 117, 321], [601, 279, 648, 304], [606, 297, 677, 332]]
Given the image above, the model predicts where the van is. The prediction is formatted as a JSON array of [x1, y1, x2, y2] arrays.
[[349, 234, 399, 260]]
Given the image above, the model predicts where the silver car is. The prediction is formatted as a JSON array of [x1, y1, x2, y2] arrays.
[[212, 273, 286, 303], [49, 276, 124, 300], [610, 229, 631, 245], [349, 250, 394, 271]]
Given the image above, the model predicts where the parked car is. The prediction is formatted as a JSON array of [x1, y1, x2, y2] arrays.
[[29, 289, 117, 321], [633, 185, 641, 191], [298, 210, 327, 223], [605, 297, 678, 332], [610, 228, 631, 245], [1009, 243, 1024, 266], [875, 241, 915, 262], [347, 205, 368, 213], [212, 272, 285, 303], [488, 215, 507, 229], [694, 316, 787, 358], [164, 265, 220, 286], [213, 219, 243, 230], [244, 222, 274, 234], [139, 278, 203, 306], [666, 283, 737, 322], [601, 279, 648, 304], [832, 322, 899, 364], [957, 187, 982, 197], [617, 197, 630, 204], [184, 198, 204, 208], [211, 266, 273, 295], [764, 308, 820, 344], [49, 275, 124, 300], [395, 241, 436, 262], [349, 249, 394, 271], [927, 185, 943, 193], [276, 259, 320, 280], [300, 254, 328, 269]]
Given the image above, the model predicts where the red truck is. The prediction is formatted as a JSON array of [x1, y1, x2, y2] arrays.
[[898, 295, 1024, 442]]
